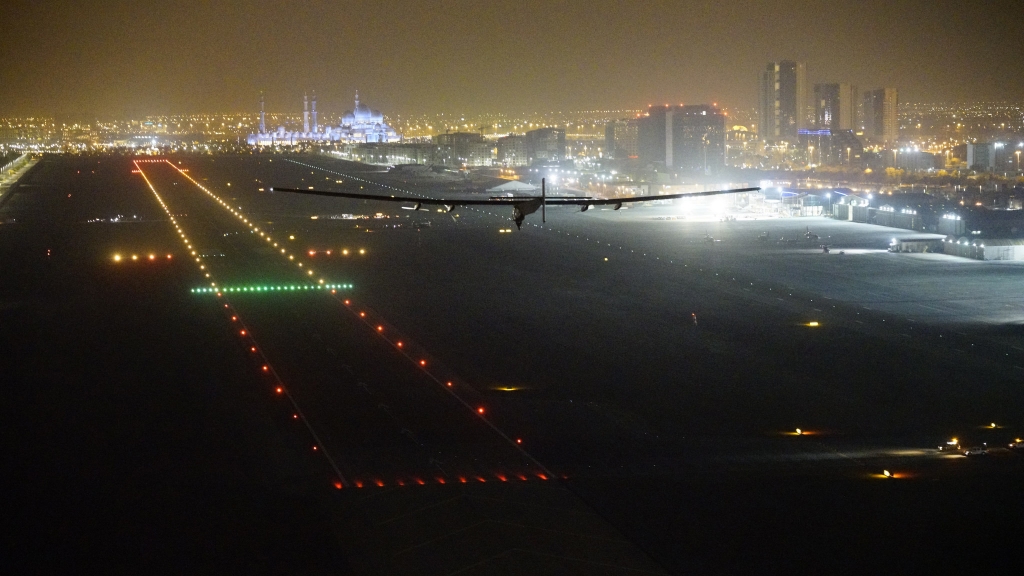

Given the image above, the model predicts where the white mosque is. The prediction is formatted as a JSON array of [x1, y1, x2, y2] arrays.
[[247, 91, 400, 146]]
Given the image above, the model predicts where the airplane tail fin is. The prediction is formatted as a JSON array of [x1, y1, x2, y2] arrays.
[[541, 178, 546, 224]]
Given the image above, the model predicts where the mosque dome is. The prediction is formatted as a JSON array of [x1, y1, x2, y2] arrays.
[[353, 102, 373, 120]]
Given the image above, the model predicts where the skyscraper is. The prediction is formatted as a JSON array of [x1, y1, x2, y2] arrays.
[[638, 104, 725, 173], [814, 83, 857, 130], [863, 88, 898, 143], [759, 60, 807, 142], [605, 119, 640, 159]]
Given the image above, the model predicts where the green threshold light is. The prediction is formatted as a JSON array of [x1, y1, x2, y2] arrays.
[[191, 284, 353, 294]]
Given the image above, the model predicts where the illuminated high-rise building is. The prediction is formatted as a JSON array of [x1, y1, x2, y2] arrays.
[[604, 119, 640, 159], [638, 104, 725, 173], [524, 127, 566, 164], [814, 83, 857, 130], [759, 60, 807, 142], [497, 134, 528, 166], [967, 142, 996, 171], [863, 88, 898, 143]]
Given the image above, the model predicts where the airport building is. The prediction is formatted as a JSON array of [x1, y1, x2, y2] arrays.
[[247, 92, 400, 146], [336, 142, 436, 165]]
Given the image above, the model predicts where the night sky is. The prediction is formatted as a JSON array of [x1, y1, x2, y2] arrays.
[[1, 0, 1022, 118]]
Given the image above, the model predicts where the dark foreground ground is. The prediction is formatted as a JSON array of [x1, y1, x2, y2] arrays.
[[3, 153, 1024, 574]]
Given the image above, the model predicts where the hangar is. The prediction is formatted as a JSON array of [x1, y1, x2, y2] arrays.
[[942, 237, 1024, 261]]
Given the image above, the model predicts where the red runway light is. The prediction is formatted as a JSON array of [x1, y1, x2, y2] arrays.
[[312, 446, 318, 451], [397, 479, 405, 486], [308, 251, 315, 256], [497, 474, 507, 482], [231, 316, 237, 321], [537, 473, 548, 480], [419, 360, 426, 366], [344, 300, 350, 305], [292, 414, 298, 419], [397, 342, 403, 348], [477, 407, 485, 414], [250, 347, 256, 352], [377, 325, 383, 331], [262, 365, 269, 372], [375, 479, 384, 487], [331, 289, 336, 294], [355, 480, 363, 488], [517, 474, 527, 481], [240, 330, 246, 336], [359, 312, 366, 317], [447, 381, 452, 387], [415, 478, 425, 485], [476, 476, 486, 483], [436, 477, 446, 484], [333, 482, 343, 490], [516, 438, 522, 444], [459, 477, 467, 483], [275, 387, 282, 394]]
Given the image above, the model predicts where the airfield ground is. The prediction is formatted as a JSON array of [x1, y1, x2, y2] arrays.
[[3, 154, 1023, 574]]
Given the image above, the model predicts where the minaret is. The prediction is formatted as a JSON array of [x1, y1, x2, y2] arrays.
[[258, 92, 266, 134], [311, 91, 318, 133], [303, 92, 310, 134], [355, 90, 359, 109]]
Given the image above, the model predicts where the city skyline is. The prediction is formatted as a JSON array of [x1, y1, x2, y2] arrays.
[[1, 0, 1022, 118]]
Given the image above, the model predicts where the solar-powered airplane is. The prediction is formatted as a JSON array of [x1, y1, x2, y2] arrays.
[[271, 179, 760, 229]]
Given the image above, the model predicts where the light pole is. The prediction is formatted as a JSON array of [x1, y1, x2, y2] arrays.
[[1017, 148, 1021, 173]]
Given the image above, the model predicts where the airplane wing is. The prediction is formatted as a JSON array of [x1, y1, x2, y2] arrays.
[[270, 186, 760, 229]]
